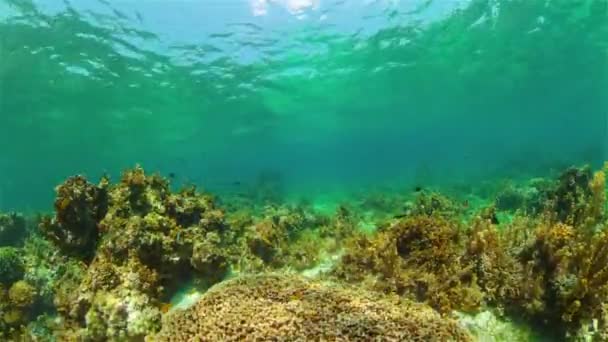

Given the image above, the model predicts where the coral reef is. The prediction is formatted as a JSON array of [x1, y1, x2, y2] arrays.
[[43, 166, 233, 340], [39, 175, 109, 259], [3, 281, 37, 325], [333, 163, 608, 339], [154, 274, 473, 341], [2, 162, 606, 340], [0, 247, 24, 285], [408, 190, 464, 219], [0, 212, 27, 247], [231, 203, 346, 274], [334, 215, 482, 314], [494, 185, 526, 212]]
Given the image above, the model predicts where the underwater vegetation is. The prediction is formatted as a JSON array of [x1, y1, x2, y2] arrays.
[[0, 163, 606, 340], [334, 163, 608, 339]]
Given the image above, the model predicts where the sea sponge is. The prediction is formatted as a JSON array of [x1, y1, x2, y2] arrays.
[[0, 247, 24, 285], [154, 274, 472, 341]]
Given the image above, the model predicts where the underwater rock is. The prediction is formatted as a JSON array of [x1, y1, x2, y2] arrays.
[[154, 274, 473, 341], [39, 175, 109, 259], [0, 212, 27, 247], [455, 310, 539, 341]]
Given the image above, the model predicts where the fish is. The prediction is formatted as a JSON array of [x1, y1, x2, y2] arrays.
[[414, 186, 423, 192], [160, 302, 173, 313]]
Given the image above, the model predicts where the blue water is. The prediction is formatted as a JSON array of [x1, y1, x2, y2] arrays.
[[0, 0, 606, 211]]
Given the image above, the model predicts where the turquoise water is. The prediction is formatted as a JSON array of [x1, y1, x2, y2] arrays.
[[2, 1, 608, 340], [1, 0, 606, 211]]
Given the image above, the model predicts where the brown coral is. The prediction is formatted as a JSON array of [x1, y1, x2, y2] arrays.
[[154, 274, 472, 341], [233, 203, 342, 273], [45, 166, 233, 339], [335, 215, 482, 314], [39, 175, 109, 259], [541, 164, 605, 229]]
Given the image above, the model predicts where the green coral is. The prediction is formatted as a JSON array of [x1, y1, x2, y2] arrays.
[[0, 247, 24, 285], [8, 280, 36, 308]]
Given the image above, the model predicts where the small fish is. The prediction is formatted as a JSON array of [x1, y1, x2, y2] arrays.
[[393, 213, 408, 219], [168, 172, 176, 179], [160, 302, 173, 313], [232, 181, 242, 186], [414, 186, 423, 192]]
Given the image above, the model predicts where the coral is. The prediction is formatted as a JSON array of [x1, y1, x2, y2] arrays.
[[510, 221, 608, 334], [0, 280, 37, 336], [154, 274, 472, 341], [22, 232, 80, 309], [47, 166, 232, 339], [459, 162, 608, 337], [39, 175, 109, 259], [234, 203, 347, 274], [495, 186, 526, 212], [537, 164, 606, 228], [80, 290, 162, 341], [0, 247, 24, 285], [334, 215, 482, 314], [463, 217, 524, 306], [16, 162, 608, 340], [8, 280, 36, 308], [0, 212, 27, 247], [320, 204, 357, 240], [409, 191, 463, 219]]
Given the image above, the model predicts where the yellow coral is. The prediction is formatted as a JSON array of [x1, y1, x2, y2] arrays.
[[154, 274, 473, 341], [8, 281, 36, 308], [586, 165, 606, 225]]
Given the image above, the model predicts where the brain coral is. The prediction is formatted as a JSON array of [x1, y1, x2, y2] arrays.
[[155, 274, 472, 341]]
